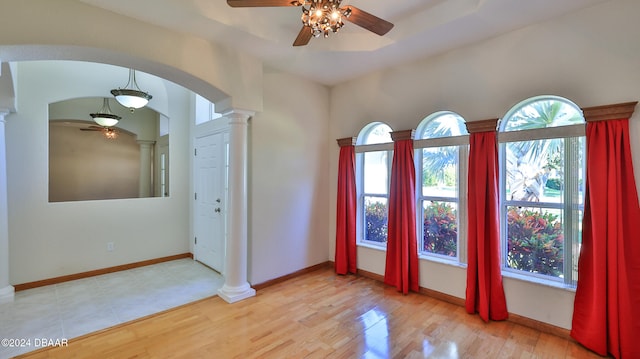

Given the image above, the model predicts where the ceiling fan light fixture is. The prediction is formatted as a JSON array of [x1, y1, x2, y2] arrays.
[[90, 98, 121, 127], [110, 68, 152, 112], [102, 127, 118, 140], [227, 0, 393, 47], [301, 0, 345, 38]]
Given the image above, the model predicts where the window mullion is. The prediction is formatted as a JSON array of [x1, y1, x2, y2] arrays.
[[416, 149, 424, 255], [499, 142, 508, 270], [356, 152, 364, 242], [563, 137, 581, 285], [458, 144, 469, 264]]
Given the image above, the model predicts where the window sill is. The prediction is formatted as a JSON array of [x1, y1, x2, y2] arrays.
[[418, 253, 467, 269], [501, 270, 577, 292], [357, 241, 387, 252], [357, 243, 467, 270], [356, 243, 575, 292]]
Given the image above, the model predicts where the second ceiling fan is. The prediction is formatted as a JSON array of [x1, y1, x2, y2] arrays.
[[227, 0, 394, 46]]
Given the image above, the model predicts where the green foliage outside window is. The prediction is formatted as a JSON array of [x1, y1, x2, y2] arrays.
[[423, 202, 457, 256], [365, 201, 388, 243], [365, 196, 565, 278], [506, 207, 564, 277]]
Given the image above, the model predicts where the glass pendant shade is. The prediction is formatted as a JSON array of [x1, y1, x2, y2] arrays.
[[90, 98, 121, 127], [111, 68, 152, 111]]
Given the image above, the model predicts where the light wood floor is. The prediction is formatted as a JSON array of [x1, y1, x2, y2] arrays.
[[18, 267, 603, 359]]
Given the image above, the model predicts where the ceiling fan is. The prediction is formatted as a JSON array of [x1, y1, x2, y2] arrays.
[[227, 0, 394, 46], [80, 125, 119, 139]]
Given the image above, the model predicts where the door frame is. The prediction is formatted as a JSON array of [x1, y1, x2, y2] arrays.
[[192, 118, 230, 273]]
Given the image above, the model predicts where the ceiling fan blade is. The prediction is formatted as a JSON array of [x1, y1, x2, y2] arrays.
[[345, 6, 394, 36], [80, 125, 105, 131], [293, 26, 312, 46], [227, 0, 302, 7]]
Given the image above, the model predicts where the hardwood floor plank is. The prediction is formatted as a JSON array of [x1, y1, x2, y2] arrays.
[[16, 268, 604, 359]]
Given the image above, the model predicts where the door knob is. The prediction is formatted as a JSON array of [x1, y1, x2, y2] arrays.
[[215, 208, 221, 213]]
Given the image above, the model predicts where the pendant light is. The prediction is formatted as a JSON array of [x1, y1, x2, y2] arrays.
[[110, 68, 152, 112], [90, 98, 121, 127]]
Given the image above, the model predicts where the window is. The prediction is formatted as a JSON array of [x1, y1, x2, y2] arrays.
[[415, 112, 469, 261], [194, 94, 222, 125], [498, 96, 585, 285], [356, 123, 393, 245]]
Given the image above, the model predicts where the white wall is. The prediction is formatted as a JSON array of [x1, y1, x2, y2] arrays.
[[329, 0, 640, 329], [6, 62, 192, 284], [248, 69, 331, 285], [0, 0, 331, 289]]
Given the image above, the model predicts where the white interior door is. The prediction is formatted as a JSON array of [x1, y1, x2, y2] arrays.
[[194, 132, 226, 273]]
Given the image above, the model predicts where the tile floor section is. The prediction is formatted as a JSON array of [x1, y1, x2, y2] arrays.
[[0, 259, 224, 358]]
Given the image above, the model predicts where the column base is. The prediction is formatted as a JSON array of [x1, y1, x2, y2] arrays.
[[217, 282, 256, 304], [0, 285, 14, 303]]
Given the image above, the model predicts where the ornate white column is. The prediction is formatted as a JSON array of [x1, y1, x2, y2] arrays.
[[0, 110, 14, 302], [137, 140, 155, 198], [217, 109, 256, 303]]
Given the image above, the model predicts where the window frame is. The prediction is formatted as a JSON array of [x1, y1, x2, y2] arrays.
[[355, 123, 394, 247], [414, 111, 469, 264], [498, 96, 585, 287]]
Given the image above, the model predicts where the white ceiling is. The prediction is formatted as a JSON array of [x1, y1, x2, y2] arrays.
[[78, 0, 607, 86]]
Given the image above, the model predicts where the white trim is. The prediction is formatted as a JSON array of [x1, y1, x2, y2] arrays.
[[498, 124, 585, 143], [502, 270, 576, 292], [217, 283, 256, 303], [414, 135, 469, 148], [355, 142, 393, 153], [357, 241, 386, 251], [418, 253, 467, 269]]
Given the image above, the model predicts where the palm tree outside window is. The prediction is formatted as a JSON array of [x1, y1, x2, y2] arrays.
[[415, 112, 469, 261], [498, 96, 585, 285]]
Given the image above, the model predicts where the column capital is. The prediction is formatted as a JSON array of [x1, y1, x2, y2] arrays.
[[0, 108, 10, 123], [222, 109, 255, 125], [136, 140, 156, 146]]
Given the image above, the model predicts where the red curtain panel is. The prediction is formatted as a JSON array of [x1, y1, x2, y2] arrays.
[[571, 102, 640, 359], [465, 119, 508, 322], [384, 130, 419, 294], [335, 138, 357, 275]]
